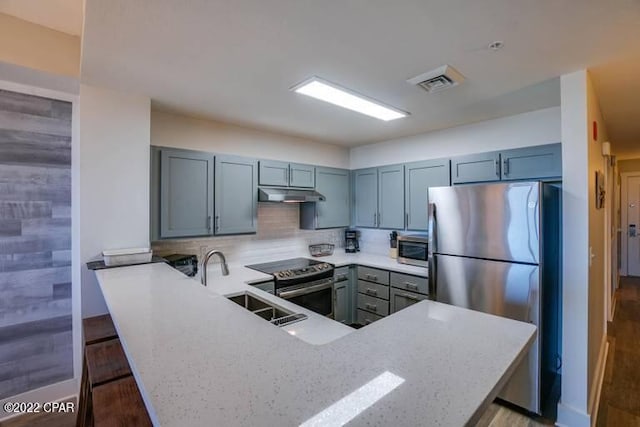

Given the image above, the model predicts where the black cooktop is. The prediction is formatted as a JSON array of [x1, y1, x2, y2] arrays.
[[245, 257, 324, 274]]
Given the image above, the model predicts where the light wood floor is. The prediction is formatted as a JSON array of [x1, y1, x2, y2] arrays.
[[596, 276, 640, 427], [476, 402, 550, 427]]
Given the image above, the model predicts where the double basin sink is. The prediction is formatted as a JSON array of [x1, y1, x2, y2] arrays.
[[227, 292, 307, 327]]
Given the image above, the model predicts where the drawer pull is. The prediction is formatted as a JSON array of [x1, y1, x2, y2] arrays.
[[401, 293, 420, 301], [365, 303, 377, 312], [364, 319, 372, 325], [336, 274, 348, 281], [366, 274, 378, 281], [404, 282, 419, 290], [366, 288, 378, 296]]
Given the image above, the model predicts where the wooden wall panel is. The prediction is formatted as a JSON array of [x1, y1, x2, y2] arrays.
[[0, 89, 72, 399]]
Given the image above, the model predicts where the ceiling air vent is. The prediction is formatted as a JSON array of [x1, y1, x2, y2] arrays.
[[407, 65, 465, 93]]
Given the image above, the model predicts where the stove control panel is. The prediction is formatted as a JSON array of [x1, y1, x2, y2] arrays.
[[275, 262, 333, 279]]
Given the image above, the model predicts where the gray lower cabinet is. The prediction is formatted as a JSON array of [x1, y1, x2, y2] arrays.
[[378, 164, 405, 229], [357, 280, 390, 300], [356, 309, 384, 325], [353, 168, 378, 227], [300, 167, 350, 229], [259, 160, 289, 186], [357, 293, 389, 316], [356, 266, 390, 324], [390, 288, 428, 314], [214, 155, 258, 234], [159, 148, 214, 238], [389, 272, 428, 295], [333, 266, 353, 324], [289, 163, 315, 188], [451, 151, 501, 184], [405, 159, 450, 231], [501, 143, 562, 181], [357, 266, 390, 285]]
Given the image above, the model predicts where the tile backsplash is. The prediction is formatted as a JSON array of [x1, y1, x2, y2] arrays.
[[356, 228, 397, 256], [152, 203, 345, 264]]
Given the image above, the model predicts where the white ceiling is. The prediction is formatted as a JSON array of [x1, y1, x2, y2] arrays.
[[81, 0, 640, 147], [0, 0, 83, 36]]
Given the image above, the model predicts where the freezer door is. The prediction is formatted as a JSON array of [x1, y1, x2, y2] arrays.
[[428, 182, 540, 264], [435, 254, 541, 413]]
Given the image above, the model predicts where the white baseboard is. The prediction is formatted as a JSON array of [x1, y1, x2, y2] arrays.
[[588, 336, 609, 427], [556, 401, 591, 427], [0, 378, 79, 422]]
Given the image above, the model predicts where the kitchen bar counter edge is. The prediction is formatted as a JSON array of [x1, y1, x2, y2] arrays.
[[95, 260, 536, 427]]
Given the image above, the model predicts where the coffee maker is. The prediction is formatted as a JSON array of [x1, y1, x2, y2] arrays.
[[345, 229, 360, 253]]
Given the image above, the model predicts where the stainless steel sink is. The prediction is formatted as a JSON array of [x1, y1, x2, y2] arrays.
[[227, 292, 307, 327]]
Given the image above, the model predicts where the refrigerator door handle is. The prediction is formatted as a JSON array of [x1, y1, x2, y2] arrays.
[[428, 203, 436, 255], [427, 203, 436, 295]]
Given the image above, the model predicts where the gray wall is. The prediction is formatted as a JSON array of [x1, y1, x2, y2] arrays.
[[0, 89, 72, 398]]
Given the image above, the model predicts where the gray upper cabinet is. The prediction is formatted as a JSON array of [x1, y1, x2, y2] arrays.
[[159, 148, 214, 238], [300, 167, 350, 229], [259, 160, 315, 188], [405, 159, 450, 231], [215, 155, 258, 235], [500, 143, 562, 181], [378, 165, 405, 229], [259, 160, 289, 186], [353, 168, 378, 227], [289, 163, 315, 188], [451, 151, 501, 184]]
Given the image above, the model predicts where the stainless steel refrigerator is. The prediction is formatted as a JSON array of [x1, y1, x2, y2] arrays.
[[428, 181, 561, 416]]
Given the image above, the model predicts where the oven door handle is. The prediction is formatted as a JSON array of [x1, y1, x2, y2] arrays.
[[278, 280, 334, 299]]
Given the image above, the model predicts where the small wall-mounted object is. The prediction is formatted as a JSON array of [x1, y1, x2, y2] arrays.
[[595, 170, 605, 209], [602, 141, 611, 157], [629, 224, 637, 237]]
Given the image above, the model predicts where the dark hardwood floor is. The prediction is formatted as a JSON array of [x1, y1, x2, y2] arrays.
[[596, 276, 640, 427]]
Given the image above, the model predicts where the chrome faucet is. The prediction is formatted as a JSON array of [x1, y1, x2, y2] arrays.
[[201, 250, 229, 286]]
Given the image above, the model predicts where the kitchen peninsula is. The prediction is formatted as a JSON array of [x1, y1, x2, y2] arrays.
[[95, 262, 536, 427]]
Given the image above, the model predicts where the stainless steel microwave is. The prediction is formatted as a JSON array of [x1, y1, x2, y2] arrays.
[[397, 234, 429, 267]]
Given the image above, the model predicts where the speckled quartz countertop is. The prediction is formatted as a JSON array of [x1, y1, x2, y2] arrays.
[[95, 260, 535, 427]]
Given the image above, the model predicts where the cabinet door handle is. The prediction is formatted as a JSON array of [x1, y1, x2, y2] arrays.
[[405, 282, 419, 290], [406, 212, 409, 228], [377, 212, 381, 226], [495, 158, 500, 177], [207, 215, 212, 231], [503, 159, 510, 176], [373, 213, 376, 227], [366, 288, 378, 296], [365, 303, 377, 312], [215, 215, 219, 231]]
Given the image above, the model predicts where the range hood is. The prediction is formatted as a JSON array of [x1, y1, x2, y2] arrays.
[[258, 187, 326, 203]]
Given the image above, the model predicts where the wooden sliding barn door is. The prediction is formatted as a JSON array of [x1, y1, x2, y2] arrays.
[[0, 88, 72, 398]]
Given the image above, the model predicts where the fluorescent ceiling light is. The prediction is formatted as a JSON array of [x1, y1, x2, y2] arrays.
[[299, 371, 405, 427], [292, 77, 408, 121]]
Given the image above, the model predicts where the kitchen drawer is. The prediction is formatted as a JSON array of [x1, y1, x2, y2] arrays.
[[390, 288, 429, 314], [357, 266, 390, 285], [357, 293, 389, 316], [334, 266, 350, 282], [390, 272, 428, 295], [357, 280, 390, 300], [356, 309, 384, 326]]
